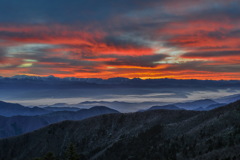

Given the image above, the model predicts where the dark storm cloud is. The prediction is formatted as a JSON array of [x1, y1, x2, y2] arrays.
[[0, 48, 6, 62], [0, 0, 161, 24], [103, 36, 149, 49], [37, 57, 95, 66], [187, 1, 240, 21], [2, 0, 233, 24], [182, 50, 240, 58], [106, 54, 168, 67], [24, 68, 72, 75], [163, 61, 240, 73]]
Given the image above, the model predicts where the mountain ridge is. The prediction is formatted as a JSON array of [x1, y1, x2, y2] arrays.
[[0, 100, 240, 160], [0, 101, 51, 117], [0, 106, 119, 139]]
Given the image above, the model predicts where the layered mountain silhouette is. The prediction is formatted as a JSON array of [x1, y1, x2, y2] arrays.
[[148, 99, 224, 111], [43, 106, 81, 112], [1, 76, 240, 89], [0, 101, 85, 117], [216, 93, 240, 104], [0, 97, 235, 139], [148, 104, 183, 110], [0, 100, 240, 160], [0, 101, 51, 117], [0, 98, 225, 118], [0, 106, 119, 138]]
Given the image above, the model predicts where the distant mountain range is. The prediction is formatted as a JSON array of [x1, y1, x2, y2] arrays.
[[1, 75, 240, 89], [43, 106, 81, 112], [147, 99, 223, 111], [0, 98, 231, 118], [0, 101, 51, 117], [216, 93, 240, 104], [0, 93, 239, 139], [0, 100, 240, 160], [0, 101, 85, 117], [0, 106, 119, 138], [35, 93, 240, 112], [173, 99, 217, 110], [148, 95, 240, 111], [149, 104, 184, 111]]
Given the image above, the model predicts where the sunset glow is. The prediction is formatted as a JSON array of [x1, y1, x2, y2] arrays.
[[0, 0, 239, 80]]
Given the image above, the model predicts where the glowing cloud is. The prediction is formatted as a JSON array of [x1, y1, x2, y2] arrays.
[[0, 0, 239, 79]]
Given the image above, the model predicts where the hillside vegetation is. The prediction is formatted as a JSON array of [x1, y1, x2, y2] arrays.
[[0, 100, 240, 160]]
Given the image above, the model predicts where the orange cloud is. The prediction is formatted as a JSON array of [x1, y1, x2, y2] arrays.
[[0, 20, 239, 80]]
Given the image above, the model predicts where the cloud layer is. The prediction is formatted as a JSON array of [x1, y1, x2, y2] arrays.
[[0, 0, 239, 79]]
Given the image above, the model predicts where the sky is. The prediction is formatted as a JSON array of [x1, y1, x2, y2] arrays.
[[0, 0, 239, 80]]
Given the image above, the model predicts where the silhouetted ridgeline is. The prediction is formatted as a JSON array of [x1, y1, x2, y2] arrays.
[[0, 106, 119, 138], [0, 97, 237, 139], [0, 75, 240, 89], [0, 100, 240, 160]]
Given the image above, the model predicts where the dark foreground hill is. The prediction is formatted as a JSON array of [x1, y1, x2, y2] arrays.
[[0, 100, 240, 160]]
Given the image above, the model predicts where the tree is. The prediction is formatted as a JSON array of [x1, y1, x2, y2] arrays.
[[42, 152, 56, 160], [65, 143, 80, 160]]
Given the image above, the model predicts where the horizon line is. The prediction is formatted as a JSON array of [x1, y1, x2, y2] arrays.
[[1, 74, 240, 81]]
